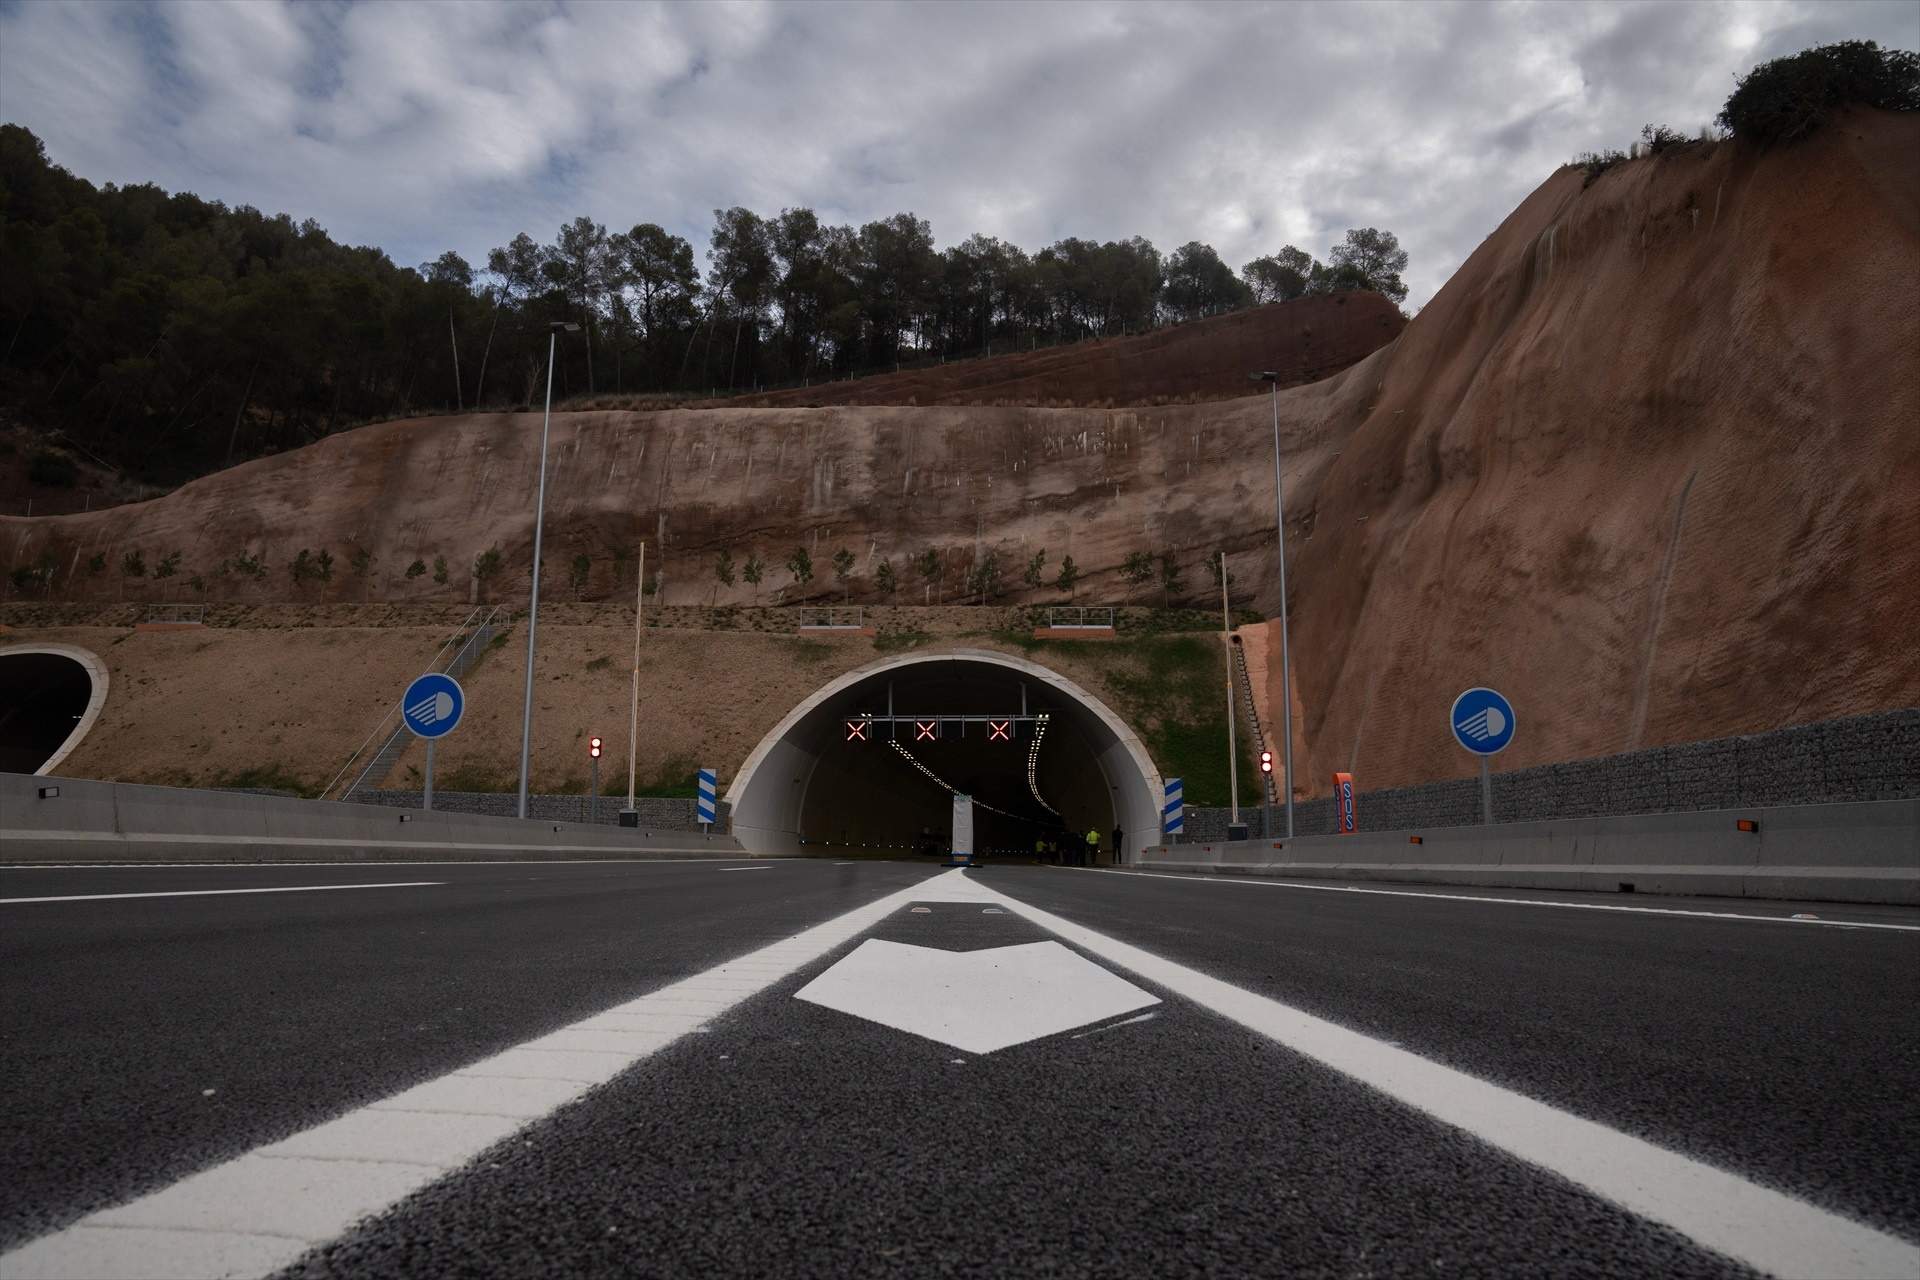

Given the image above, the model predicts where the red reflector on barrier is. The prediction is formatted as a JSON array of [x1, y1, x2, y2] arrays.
[[1408, 835, 1424, 845], [1736, 819, 1759, 833]]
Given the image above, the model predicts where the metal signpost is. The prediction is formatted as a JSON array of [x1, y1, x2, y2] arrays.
[[622, 542, 646, 828], [696, 768, 718, 832], [400, 672, 465, 811], [1260, 750, 1274, 838], [1219, 551, 1246, 841], [1449, 687, 1516, 824]]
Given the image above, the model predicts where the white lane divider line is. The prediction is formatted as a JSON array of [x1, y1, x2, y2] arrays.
[[0, 883, 443, 906], [0, 870, 983, 1280], [982, 876, 1920, 1280], [1083, 868, 1920, 932], [717, 865, 772, 872]]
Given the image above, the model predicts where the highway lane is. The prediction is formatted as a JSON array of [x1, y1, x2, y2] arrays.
[[982, 866, 1920, 1242], [3, 859, 1916, 1277], [0, 858, 940, 1250]]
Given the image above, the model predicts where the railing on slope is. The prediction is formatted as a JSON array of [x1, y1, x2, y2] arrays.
[[321, 606, 503, 801], [1232, 639, 1278, 806]]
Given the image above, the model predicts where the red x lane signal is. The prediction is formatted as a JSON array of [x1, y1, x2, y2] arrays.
[[988, 720, 1011, 742], [845, 719, 871, 742], [915, 720, 938, 741]]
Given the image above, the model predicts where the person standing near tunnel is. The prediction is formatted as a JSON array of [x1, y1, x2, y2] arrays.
[[1084, 826, 1100, 866], [1111, 824, 1123, 866]]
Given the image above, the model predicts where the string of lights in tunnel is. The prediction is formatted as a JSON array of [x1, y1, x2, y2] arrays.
[[887, 737, 1046, 823], [1026, 713, 1058, 815]]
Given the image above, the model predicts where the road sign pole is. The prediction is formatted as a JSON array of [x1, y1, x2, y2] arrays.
[[591, 755, 600, 824], [1269, 376, 1296, 839], [1480, 757, 1492, 826], [424, 739, 435, 812]]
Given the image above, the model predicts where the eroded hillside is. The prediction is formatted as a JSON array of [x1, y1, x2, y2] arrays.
[[6, 110, 1916, 793]]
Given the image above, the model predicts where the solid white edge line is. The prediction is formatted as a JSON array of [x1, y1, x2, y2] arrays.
[[0, 883, 443, 905], [717, 866, 773, 872], [1078, 867, 1920, 933], [0, 858, 810, 869], [975, 874, 1920, 1280], [1, 830, 737, 855], [0, 868, 978, 1280]]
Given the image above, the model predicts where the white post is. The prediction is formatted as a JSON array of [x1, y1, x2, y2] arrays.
[[1270, 379, 1296, 839], [516, 330, 558, 819], [626, 541, 646, 813], [1221, 551, 1239, 829]]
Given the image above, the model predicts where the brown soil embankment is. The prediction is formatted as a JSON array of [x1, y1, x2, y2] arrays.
[[713, 291, 1405, 408]]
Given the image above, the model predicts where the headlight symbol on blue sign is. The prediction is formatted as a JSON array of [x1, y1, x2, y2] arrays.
[[1449, 687, 1515, 756], [401, 672, 465, 740]]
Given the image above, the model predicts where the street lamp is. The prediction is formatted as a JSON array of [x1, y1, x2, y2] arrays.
[[517, 321, 581, 819], [1250, 370, 1295, 838]]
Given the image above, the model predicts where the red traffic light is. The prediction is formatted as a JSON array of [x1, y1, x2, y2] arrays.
[[589, 736, 603, 759], [1260, 751, 1273, 774]]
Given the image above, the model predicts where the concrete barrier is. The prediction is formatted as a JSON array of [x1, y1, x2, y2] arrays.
[[1136, 799, 1919, 905], [0, 772, 747, 864]]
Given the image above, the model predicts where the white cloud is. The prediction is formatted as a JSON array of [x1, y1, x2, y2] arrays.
[[2, 0, 1914, 304]]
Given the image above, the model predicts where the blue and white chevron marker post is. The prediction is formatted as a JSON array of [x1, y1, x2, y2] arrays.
[[696, 768, 718, 829], [1162, 777, 1184, 839]]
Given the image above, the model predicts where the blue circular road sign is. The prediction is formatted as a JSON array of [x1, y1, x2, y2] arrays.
[[1450, 687, 1515, 756], [401, 672, 465, 740]]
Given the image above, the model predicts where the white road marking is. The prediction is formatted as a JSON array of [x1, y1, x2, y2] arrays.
[[793, 939, 1159, 1053], [1070, 1011, 1160, 1039], [0, 882, 442, 905], [1, 858, 799, 869], [980, 875, 1920, 1280], [717, 865, 772, 872], [0, 870, 985, 1280], [1086, 868, 1920, 932], [1, 831, 740, 856]]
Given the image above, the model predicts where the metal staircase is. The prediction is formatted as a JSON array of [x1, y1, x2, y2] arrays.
[[1232, 639, 1279, 806], [322, 606, 504, 801]]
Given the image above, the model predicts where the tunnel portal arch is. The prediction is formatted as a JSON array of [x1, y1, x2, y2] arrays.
[[725, 649, 1164, 857], [0, 644, 110, 776]]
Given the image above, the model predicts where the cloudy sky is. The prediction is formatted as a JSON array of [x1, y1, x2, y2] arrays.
[[1, 0, 1913, 309]]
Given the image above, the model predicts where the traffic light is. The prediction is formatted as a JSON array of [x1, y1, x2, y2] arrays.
[[1260, 750, 1273, 775], [589, 736, 603, 759]]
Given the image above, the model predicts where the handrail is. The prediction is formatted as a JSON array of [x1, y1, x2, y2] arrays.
[[320, 606, 492, 800]]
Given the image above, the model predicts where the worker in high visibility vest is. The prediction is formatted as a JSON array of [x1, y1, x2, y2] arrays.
[[1084, 827, 1100, 866]]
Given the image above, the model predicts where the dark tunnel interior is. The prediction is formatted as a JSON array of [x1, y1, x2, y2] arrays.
[[0, 651, 93, 774]]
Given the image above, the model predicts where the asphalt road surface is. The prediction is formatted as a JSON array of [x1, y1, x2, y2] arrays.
[[2, 857, 1916, 1279]]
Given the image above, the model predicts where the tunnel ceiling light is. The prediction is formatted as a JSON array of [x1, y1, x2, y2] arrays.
[[888, 739, 1036, 823], [1026, 712, 1058, 815]]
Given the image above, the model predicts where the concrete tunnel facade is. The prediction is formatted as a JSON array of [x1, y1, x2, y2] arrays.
[[725, 650, 1164, 858]]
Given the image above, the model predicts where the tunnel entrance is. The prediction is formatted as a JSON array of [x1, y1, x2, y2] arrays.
[[0, 645, 108, 775], [726, 650, 1162, 858]]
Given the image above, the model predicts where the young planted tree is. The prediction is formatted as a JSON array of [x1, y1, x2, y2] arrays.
[[433, 555, 449, 585], [714, 548, 736, 604], [831, 547, 856, 601], [406, 558, 427, 580], [1206, 550, 1235, 591], [914, 547, 942, 603], [1121, 550, 1154, 598], [122, 549, 146, 578], [1159, 552, 1184, 606], [786, 546, 815, 593], [154, 550, 182, 579], [349, 546, 375, 580], [1056, 554, 1078, 602], [743, 553, 765, 602], [570, 552, 592, 599], [1023, 549, 1046, 591], [875, 558, 897, 596], [967, 549, 1002, 605]]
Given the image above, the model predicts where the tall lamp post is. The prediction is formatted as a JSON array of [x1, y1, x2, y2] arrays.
[[516, 321, 580, 818], [1250, 371, 1295, 838]]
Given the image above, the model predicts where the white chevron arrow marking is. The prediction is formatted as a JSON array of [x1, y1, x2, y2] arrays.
[[793, 938, 1160, 1053]]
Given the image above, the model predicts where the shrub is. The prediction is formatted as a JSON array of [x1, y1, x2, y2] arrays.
[[28, 449, 77, 487], [350, 546, 374, 578], [121, 549, 146, 578], [432, 555, 449, 585], [405, 558, 426, 580], [1571, 149, 1629, 187], [87, 552, 106, 575], [1640, 123, 1686, 155], [473, 546, 501, 581], [786, 545, 814, 586], [289, 549, 315, 582], [232, 549, 266, 579], [1719, 40, 1920, 146], [154, 550, 181, 578], [875, 558, 896, 595], [570, 552, 591, 597]]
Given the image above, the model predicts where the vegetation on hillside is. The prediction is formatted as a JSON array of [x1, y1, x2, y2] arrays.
[[0, 121, 1407, 487]]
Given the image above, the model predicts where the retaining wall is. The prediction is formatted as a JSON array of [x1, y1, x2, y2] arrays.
[[0, 772, 745, 863], [1140, 798, 1918, 905], [349, 790, 729, 834], [1182, 709, 1920, 841]]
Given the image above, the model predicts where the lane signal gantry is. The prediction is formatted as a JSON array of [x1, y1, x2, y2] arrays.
[[845, 719, 872, 742]]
